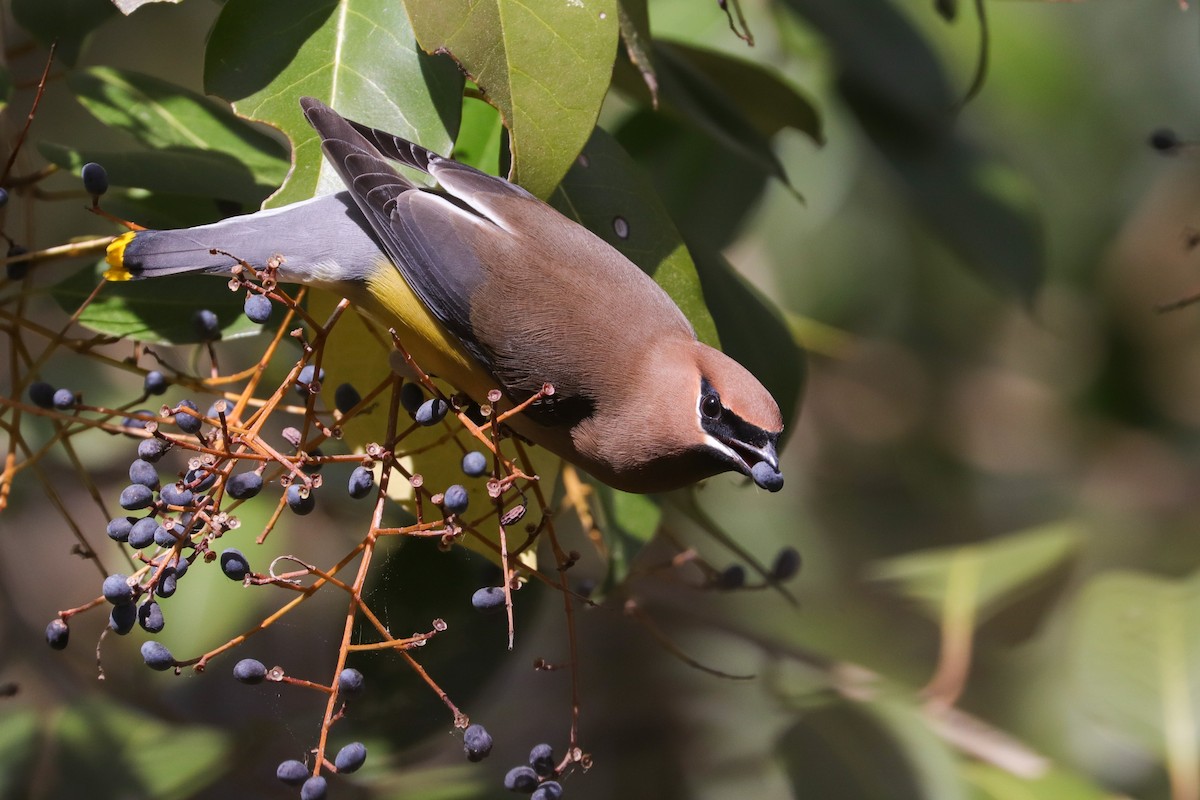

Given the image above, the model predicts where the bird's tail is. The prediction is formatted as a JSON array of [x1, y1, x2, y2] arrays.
[[104, 228, 248, 282]]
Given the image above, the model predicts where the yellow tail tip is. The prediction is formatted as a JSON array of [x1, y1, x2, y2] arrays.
[[103, 231, 136, 281]]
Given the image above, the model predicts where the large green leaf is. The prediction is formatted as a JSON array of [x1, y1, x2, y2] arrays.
[[205, 0, 463, 208], [867, 522, 1082, 624], [1066, 569, 1200, 765], [964, 762, 1111, 800], [594, 482, 662, 594], [404, 0, 619, 199], [12, 0, 116, 65], [552, 127, 718, 347], [68, 67, 289, 190]]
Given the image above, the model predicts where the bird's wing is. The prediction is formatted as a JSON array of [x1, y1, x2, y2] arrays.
[[300, 97, 507, 373]]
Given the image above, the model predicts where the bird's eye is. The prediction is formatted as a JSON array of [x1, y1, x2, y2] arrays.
[[700, 392, 722, 420]]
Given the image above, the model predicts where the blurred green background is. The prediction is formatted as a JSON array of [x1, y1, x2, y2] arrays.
[[5, 1, 1200, 799]]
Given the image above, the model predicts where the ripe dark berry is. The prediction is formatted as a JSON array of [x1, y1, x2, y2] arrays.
[[52, 388, 76, 409], [463, 723, 493, 762], [6, 244, 28, 280], [46, 619, 69, 650], [529, 743, 555, 776], [140, 640, 174, 671], [106, 516, 134, 542], [109, 602, 136, 635], [243, 293, 272, 324], [770, 547, 802, 581], [414, 397, 448, 426], [138, 600, 165, 633], [462, 451, 488, 477], [531, 781, 563, 800], [143, 370, 168, 395], [334, 741, 367, 773], [0, 187, 8, 208], [123, 410, 153, 429], [286, 483, 315, 515], [471, 586, 505, 613], [276, 760, 309, 786], [174, 399, 202, 434], [443, 484, 468, 516], [137, 438, 170, 462], [334, 382, 361, 413], [300, 775, 327, 800], [347, 466, 374, 499], [233, 658, 267, 684], [1149, 127, 1181, 153], [128, 459, 159, 488], [192, 309, 220, 341], [400, 382, 424, 414], [750, 461, 784, 492], [185, 467, 217, 493], [81, 161, 109, 196], [160, 483, 194, 507], [716, 564, 745, 590], [28, 381, 55, 408], [220, 548, 250, 581], [295, 365, 325, 395], [102, 574, 135, 605], [119, 483, 154, 510], [154, 524, 180, 548], [128, 517, 160, 549], [226, 472, 263, 500], [504, 765, 539, 792], [338, 668, 364, 695], [157, 567, 179, 598]]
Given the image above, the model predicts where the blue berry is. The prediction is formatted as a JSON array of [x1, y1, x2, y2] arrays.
[[138, 600, 165, 633], [81, 162, 109, 196], [243, 293, 272, 324], [119, 483, 155, 510], [504, 765, 539, 792], [102, 574, 135, 604], [52, 388, 76, 409], [128, 459, 159, 488], [529, 743, 555, 775], [226, 472, 263, 500], [295, 365, 325, 395], [334, 741, 367, 773], [276, 760, 309, 786], [28, 381, 55, 408], [185, 467, 217, 493], [174, 400, 202, 434], [128, 517, 160, 549], [334, 382, 361, 413], [137, 437, 170, 462], [347, 466, 374, 499], [443, 484, 468, 516], [300, 775, 327, 800], [160, 482, 194, 507], [192, 309, 220, 341], [46, 619, 69, 650], [770, 547, 802, 581], [463, 723, 493, 762], [286, 484, 315, 515], [399, 382, 424, 414], [219, 549, 250, 581], [0, 187, 8, 208], [109, 602, 136, 635], [461, 451, 488, 477], [750, 461, 784, 492], [233, 658, 267, 684], [471, 586, 505, 613], [153, 524, 180, 548], [143, 370, 168, 395], [716, 565, 745, 590], [106, 517, 134, 542], [532, 781, 563, 800], [5, 244, 28, 281], [414, 397, 448, 426], [338, 668, 364, 695], [140, 640, 174, 671], [157, 567, 179, 598], [122, 409, 154, 429]]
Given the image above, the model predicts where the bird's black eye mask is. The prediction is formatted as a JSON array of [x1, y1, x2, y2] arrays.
[[697, 378, 774, 451]]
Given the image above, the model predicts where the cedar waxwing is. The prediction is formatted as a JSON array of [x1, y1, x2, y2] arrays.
[[103, 97, 785, 494]]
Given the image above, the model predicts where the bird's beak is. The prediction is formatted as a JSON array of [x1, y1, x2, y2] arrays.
[[726, 435, 784, 492]]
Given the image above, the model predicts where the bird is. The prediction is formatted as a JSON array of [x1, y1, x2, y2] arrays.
[[103, 96, 785, 494]]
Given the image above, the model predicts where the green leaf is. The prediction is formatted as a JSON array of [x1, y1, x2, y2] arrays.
[[53, 695, 231, 799], [50, 261, 264, 345], [778, 696, 968, 800], [205, 0, 462, 208], [867, 522, 1082, 624], [0, 710, 39, 800], [964, 762, 1111, 800], [405, 0, 620, 199], [11, 0, 117, 65], [552, 127, 719, 347], [616, 0, 658, 105], [38, 141, 278, 206], [1066, 569, 1200, 763], [68, 67, 289, 190], [452, 95, 505, 176], [595, 483, 662, 593]]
